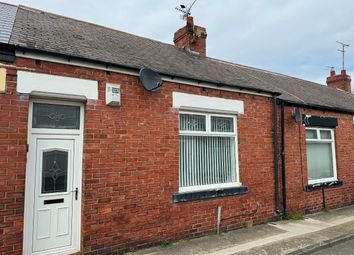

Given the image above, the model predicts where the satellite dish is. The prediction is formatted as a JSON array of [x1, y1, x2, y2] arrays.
[[139, 68, 163, 92], [292, 107, 301, 123]]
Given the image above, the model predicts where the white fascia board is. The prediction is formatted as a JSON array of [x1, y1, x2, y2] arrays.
[[173, 92, 244, 114], [17, 71, 98, 100], [16, 50, 273, 98]]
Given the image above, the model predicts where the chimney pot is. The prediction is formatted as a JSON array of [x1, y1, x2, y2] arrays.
[[326, 69, 351, 93], [187, 16, 194, 27]]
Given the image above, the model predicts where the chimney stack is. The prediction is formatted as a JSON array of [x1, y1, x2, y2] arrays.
[[173, 16, 207, 56], [326, 69, 351, 93]]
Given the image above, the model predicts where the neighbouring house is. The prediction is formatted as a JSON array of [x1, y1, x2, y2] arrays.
[[1, 2, 354, 255]]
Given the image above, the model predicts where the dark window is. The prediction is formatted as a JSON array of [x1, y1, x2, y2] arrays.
[[32, 103, 80, 129], [42, 150, 68, 194]]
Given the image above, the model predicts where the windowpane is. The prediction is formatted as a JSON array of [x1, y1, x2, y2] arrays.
[[180, 114, 206, 132], [306, 143, 334, 181], [42, 150, 68, 194], [211, 116, 234, 132], [33, 103, 80, 129], [320, 130, 332, 139], [306, 130, 317, 139], [179, 136, 236, 187]]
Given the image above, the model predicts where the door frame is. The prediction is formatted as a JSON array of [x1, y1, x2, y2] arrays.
[[23, 99, 84, 255]]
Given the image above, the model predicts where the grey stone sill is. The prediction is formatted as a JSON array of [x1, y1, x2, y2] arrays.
[[172, 186, 248, 203], [305, 180, 343, 192]]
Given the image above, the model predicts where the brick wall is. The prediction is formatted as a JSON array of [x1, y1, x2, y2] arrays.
[[0, 64, 28, 255], [283, 107, 354, 214], [1, 57, 354, 254]]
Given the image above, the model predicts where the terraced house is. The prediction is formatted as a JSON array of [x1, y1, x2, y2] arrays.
[[1, 2, 354, 255]]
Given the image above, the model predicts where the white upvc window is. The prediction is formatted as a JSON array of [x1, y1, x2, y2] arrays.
[[179, 111, 241, 193], [305, 128, 337, 184]]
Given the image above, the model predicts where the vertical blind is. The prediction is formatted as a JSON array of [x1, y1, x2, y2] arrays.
[[179, 113, 237, 188], [305, 128, 335, 181]]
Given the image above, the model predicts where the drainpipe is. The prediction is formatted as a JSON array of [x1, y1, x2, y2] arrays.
[[322, 187, 326, 209], [280, 101, 287, 216], [273, 96, 280, 213], [216, 206, 222, 235]]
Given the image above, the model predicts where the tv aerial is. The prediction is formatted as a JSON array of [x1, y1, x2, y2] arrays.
[[175, 0, 198, 20], [336, 41, 350, 70], [324, 66, 335, 72]]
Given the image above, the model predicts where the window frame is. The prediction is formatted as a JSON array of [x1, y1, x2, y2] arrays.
[[28, 99, 84, 136], [32, 102, 81, 130], [305, 127, 337, 185], [178, 111, 241, 193]]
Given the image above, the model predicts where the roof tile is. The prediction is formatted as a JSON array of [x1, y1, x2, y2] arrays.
[[0, 2, 17, 43]]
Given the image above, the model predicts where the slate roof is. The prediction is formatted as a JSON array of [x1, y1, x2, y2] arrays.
[[2, 3, 354, 112], [0, 2, 17, 43]]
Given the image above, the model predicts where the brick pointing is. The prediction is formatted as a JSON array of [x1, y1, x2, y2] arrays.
[[326, 70, 352, 93], [173, 17, 207, 56], [283, 107, 354, 213], [0, 65, 28, 255], [0, 58, 353, 254]]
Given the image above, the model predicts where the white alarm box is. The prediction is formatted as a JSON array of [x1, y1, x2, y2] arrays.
[[106, 83, 121, 106]]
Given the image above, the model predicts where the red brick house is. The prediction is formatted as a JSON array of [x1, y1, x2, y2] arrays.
[[1, 3, 354, 255]]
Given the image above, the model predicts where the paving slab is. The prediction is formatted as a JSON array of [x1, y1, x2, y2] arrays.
[[126, 205, 354, 255]]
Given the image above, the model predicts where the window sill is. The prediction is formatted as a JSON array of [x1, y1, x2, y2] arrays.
[[179, 182, 242, 193], [172, 186, 248, 203], [305, 180, 343, 192]]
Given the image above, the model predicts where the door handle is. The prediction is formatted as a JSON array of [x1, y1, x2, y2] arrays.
[[72, 188, 78, 200]]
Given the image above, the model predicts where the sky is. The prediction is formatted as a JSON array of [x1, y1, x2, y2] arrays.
[[5, 0, 354, 85]]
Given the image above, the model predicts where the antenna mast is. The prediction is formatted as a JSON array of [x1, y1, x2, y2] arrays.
[[175, 0, 198, 20], [336, 41, 350, 70]]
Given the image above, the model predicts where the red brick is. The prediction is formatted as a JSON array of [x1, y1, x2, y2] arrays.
[[1, 58, 354, 255]]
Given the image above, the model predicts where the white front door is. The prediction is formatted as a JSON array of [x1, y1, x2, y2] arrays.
[[33, 137, 75, 252], [24, 100, 83, 255]]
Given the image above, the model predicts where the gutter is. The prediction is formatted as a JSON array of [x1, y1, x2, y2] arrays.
[[6, 43, 354, 113], [283, 100, 354, 115], [14, 46, 280, 97], [16, 46, 354, 114]]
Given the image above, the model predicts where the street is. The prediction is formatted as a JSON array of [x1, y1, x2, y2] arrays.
[[310, 238, 354, 255]]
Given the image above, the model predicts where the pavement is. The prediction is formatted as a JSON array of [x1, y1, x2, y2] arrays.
[[126, 205, 354, 255]]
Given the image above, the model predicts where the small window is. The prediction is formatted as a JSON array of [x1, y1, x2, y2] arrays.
[[179, 113, 206, 132], [305, 128, 337, 184], [320, 130, 331, 139], [306, 129, 317, 139], [179, 112, 239, 192], [32, 103, 80, 129], [42, 150, 68, 194], [211, 116, 234, 133]]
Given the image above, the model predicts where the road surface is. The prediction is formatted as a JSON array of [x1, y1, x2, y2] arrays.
[[309, 238, 354, 255]]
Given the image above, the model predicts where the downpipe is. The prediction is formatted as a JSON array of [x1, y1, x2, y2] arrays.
[[273, 96, 281, 214], [280, 101, 287, 217], [216, 206, 222, 235]]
